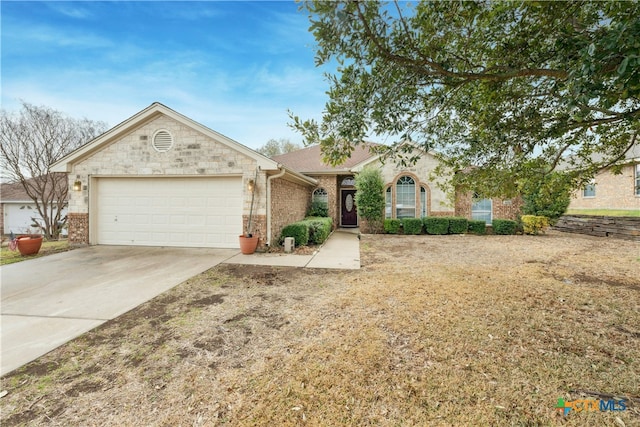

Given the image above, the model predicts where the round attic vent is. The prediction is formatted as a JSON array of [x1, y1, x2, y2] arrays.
[[152, 129, 174, 152]]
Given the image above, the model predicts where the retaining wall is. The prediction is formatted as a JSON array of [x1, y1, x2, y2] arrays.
[[553, 215, 640, 241]]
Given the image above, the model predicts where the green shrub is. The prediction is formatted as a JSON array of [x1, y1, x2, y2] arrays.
[[521, 171, 572, 224], [448, 217, 468, 234], [303, 217, 333, 244], [280, 222, 309, 246], [307, 201, 329, 217], [424, 217, 450, 235], [521, 215, 549, 235], [492, 219, 517, 235], [402, 218, 423, 235], [355, 167, 386, 233], [467, 220, 487, 235], [383, 219, 401, 234]]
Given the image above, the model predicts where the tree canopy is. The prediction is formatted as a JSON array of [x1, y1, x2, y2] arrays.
[[256, 138, 301, 158], [291, 0, 640, 197], [0, 102, 107, 238]]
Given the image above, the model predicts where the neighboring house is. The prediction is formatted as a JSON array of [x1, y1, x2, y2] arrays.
[[0, 179, 68, 236], [568, 143, 640, 213], [51, 103, 522, 249]]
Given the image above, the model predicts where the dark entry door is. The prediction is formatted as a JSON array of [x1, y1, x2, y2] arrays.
[[341, 189, 358, 227]]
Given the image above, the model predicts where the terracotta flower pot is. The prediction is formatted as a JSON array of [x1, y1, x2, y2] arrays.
[[17, 235, 43, 256], [239, 235, 259, 255]]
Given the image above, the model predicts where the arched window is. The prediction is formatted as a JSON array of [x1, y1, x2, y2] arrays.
[[310, 187, 329, 217], [396, 176, 415, 218], [312, 188, 328, 206]]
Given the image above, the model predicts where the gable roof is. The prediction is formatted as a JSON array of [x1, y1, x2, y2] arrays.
[[272, 143, 379, 174], [0, 176, 68, 203], [51, 102, 282, 173], [0, 181, 31, 202]]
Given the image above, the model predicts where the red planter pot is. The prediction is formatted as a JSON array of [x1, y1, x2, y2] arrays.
[[238, 235, 258, 255], [17, 235, 43, 256]]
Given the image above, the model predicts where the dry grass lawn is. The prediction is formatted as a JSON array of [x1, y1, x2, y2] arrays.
[[1, 231, 638, 426]]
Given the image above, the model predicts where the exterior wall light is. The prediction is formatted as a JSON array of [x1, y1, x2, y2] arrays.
[[73, 176, 82, 191], [247, 178, 255, 193]]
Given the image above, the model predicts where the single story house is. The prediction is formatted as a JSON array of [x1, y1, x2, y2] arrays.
[[52, 103, 521, 249], [568, 143, 640, 213], [272, 144, 456, 231], [0, 178, 68, 236]]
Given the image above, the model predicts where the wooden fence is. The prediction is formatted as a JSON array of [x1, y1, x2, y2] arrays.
[[553, 215, 640, 241]]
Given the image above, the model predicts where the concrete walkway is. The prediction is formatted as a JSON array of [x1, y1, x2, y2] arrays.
[[223, 229, 361, 270]]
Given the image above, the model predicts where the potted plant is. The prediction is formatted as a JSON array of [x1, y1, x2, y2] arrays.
[[9, 231, 43, 256], [239, 170, 259, 254]]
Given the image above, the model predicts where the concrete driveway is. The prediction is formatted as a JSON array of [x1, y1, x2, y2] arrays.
[[1, 246, 237, 376]]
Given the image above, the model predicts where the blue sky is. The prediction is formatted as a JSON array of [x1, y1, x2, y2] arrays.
[[1, 1, 332, 149]]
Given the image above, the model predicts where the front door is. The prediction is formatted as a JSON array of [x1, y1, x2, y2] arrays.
[[341, 189, 358, 227]]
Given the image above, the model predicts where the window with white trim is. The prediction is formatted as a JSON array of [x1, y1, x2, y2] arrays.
[[635, 164, 640, 196], [583, 180, 596, 198], [471, 194, 492, 225], [312, 188, 328, 207], [396, 176, 416, 218]]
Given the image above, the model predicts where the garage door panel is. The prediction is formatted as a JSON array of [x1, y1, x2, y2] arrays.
[[95, 177, 242, 248]]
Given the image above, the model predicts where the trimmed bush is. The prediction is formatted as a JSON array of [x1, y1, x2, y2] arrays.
[[521, 215, 549, 235], [307, 201, 328, 217], [280, 222, 309, 246], [383, 218, 401, 234], [492, 219, 517, 235], [424, 217, 450, 235], [303, 217, 333, 244], [467, 220, 487, 235], [448, 217, 468, 234], [402, 218, 423, 235]]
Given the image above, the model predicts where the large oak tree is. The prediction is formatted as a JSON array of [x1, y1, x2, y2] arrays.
[[291, 1, 640, 197], [1, 102, 107, 239]]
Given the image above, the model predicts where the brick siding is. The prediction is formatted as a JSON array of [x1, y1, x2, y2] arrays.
[[270, 177, 311, 246], [455, 191, 523, 221], [309, 175, 340, 229], [569, 163, 640, 211]]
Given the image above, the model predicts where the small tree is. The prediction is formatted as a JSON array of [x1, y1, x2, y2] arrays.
[[520, 171, 572, 224], [354, 166, 385, 233], [0, 102, 107, 239]]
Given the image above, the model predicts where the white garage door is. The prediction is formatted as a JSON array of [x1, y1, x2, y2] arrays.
[[95, 177, 242, 248]]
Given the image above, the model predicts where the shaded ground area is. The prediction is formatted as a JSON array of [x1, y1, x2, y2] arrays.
[[1, 231, 638, 426]]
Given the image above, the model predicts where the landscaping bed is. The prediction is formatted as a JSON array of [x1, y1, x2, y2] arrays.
[[1, 231, 638, 426]]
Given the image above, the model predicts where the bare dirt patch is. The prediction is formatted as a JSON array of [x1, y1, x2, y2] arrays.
[[1, 231, 638, 426]]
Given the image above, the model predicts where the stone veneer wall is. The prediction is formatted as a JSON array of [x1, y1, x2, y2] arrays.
[[270, 178, 312, 246], [67, 213, 89, 245], [66, 115, 263, 245], [242, 214, 267, 248]]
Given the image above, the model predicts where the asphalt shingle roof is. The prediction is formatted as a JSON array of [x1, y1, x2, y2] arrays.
[[272, 144, 379, 173]]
